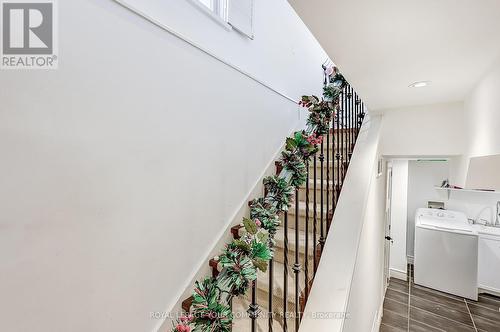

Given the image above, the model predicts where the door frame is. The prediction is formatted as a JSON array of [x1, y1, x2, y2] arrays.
[[383, 161, 393, 289]]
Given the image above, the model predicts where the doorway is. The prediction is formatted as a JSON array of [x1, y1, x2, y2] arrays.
[[383, 162, 393, 289]]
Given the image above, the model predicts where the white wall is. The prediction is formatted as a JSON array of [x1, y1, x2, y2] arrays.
[[378, 102, 465, 157], [343, 147, 386, 332], [115, 0, 328, 100], [406, 160, 450, 257], [0, 1, 329, 332], [465, 57, 500, 159], [452, 57, 500, 186], [388, 160, 408, 279], [439, 191, 500, 226]]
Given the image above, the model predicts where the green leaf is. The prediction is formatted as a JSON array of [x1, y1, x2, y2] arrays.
[[285, 137, 297, 151], [257, 231, 269, 244], [243, 217, 258, 235], [252, 258, 268, 272], [232, 239, 251, 253], [251, 241, 272, 261], [294, 131, 306, 147]]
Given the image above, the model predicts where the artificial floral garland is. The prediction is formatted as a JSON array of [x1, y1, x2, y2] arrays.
[[286, 131, 319, 159], [191, 278, 233, 332], [171, 68, 346, 332], [248, 198, 280, 235], [263, 175, 295, 211]]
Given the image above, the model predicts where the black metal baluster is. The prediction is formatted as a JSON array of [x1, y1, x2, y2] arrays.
[[268, 244, 274, 332], [319, 140, 325, 252], [363, 102, 365, 128], [349, 86, 352, 155], [352, 91, 359, 146], [345, 86, 348, 165], [341, 87, 346, 187], [361, 102, 365, 134], [349, 86, 353, 160], [313, 154, 318, 274], [249, 279, 259, 332], [362, 102, 365, 132], [358, 102, 365, 136], [304, 159, 310, 299], [283, 212, 288, 332], [346, 86, 350, 164], [335, 91, 341, 206], [293, 188, 300, 331], [359, 96, 363, 135], [345, 87, 350, 177], [333, 95, 339, 218], [355, 94, 360, 140], [348, 86, 353, 164], [354, 94, 358, 141], [342, 86, 351, 178], [345, 86, 353, 163], [329, 115, 335, 230], [351, 86, 355, 160], [326, 125, 330, 234], [356, 99, 360, 134], [352, 89, 356, 149], [359, 94, 362, 132]]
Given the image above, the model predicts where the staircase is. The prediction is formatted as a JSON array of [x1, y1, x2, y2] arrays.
[[178, 79, 366, 332]]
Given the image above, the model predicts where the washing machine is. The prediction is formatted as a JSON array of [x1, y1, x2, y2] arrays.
[[414, 208, 478, 300]]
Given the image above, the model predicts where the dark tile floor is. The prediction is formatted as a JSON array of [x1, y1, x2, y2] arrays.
[[380, 265, 500, 332]]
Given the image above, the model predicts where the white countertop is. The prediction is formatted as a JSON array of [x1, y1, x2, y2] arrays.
[[471, 224, 500, 237]]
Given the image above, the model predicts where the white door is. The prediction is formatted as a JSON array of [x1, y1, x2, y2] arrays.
[[384, 163, 393, 288]]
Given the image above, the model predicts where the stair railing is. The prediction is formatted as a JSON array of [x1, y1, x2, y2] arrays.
[[245, 84, 365, 332], [176, 70, 366, 332], [260, 81, 365, 332]]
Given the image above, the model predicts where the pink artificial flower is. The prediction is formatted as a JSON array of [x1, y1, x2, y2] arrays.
[[299, 100, 312, 108], [325, 66, 334, 76], [255, 219, 262, 227], [176, 325, 191, 332], [307, 133, 324, 146]]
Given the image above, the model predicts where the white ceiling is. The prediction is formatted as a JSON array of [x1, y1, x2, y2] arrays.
[[288, 0, 500, 111]]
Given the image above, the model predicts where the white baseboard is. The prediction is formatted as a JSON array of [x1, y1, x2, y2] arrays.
[[479, 286, 500, 297], [389, 268, 407, 281], [371, 292, 385, 332]]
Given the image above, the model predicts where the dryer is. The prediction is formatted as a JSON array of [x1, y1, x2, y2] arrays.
[[414, 208, 478, 300]]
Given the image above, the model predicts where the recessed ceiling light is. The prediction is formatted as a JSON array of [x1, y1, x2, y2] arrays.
[[409, 81, 431, 88]]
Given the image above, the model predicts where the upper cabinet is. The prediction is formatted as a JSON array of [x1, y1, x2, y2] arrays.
[[466, 154, 500, 191]]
